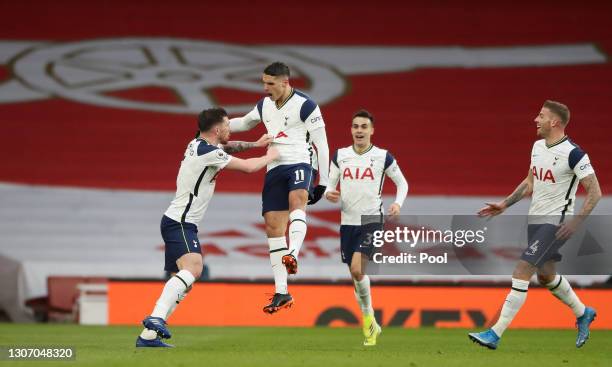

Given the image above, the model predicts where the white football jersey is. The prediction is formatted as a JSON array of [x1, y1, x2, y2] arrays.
[[528, 137, 595, 220], [328, 145, 405, 225], [164, 138, 232, 226], [239, 89, 325, 170]]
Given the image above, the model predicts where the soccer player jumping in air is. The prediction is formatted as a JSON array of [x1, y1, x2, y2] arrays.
[[325, 110, 408, 346], [137, 108, 278, 347], [469, 100, 601, 350], [229, 62, 330, 314]]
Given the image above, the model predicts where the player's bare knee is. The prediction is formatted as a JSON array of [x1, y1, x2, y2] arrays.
[[537, 261, 556, 285], [182, 264, 202, 279], [512, 260, 535, 281], [288, 190, 308, 210], [176, 265, 201, 280], [350, 265, 363, 281], [264, 221, 277, 233], [190, 266, 203, 280], [177, 254, 203, 279], [289, 201, 306, 212], [190, 257, 203, 278], [264, 212, 288, 237], [512, 269, 531, 281], [537, 273, 555, 285], [265, 222, 284, 238]]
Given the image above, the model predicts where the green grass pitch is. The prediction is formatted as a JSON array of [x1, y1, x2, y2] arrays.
[[0, 324, 610, 367]]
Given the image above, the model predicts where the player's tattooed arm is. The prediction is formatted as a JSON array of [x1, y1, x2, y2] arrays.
[[503, 181, 529, 208], [503, 169, 534, 208], [577, 173, 602, 217], [478, 171, 532, 217], [221, 134, 273, 153], [222, 141, 256, 154]]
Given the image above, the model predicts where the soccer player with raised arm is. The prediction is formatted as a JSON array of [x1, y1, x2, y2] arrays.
[[229, 62, 330, 313], [325, 110, 408, 346], [137, 108, 278, 347], [469, 100, 602, 350]]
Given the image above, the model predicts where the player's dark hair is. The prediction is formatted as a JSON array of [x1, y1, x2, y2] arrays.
[[198, 107, 228, 132], [543, 100, 570, 125], [352, 109, 375, 125], [263, 62, 290, 77]]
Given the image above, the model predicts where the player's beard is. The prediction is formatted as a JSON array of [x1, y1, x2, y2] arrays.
[[537, 121, 552, 138], [219, 131, 230, 145], [537, 126, 547, 138]]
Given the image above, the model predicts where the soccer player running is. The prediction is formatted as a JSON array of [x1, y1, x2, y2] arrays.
[[229, 62, 330, 313], [325, 110, 408, 346], [469, 100, 602, 350], [137, 108, 278, 347]]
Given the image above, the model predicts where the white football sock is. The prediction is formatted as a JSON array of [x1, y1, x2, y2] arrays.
[[166, 290, 188, 319], [546, 274, 585, 318], [150, 270, 195, 319], [353, 275, 374, 316], [288, 209, 307, 260], [268, 237, 288, 294], [139, 328, 158, 340], [491, 278, 529, 337]]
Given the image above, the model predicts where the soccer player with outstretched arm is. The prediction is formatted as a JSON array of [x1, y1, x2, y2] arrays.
[[469, 100, 602, 350], [137, 108, 278, 347]]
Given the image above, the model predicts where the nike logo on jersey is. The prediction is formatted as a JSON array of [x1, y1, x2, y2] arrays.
[[275, 131, 288, 138], [294, 180, 304, 184]]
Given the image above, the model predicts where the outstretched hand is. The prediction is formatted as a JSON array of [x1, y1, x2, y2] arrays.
[[477, 201, 506, 217]]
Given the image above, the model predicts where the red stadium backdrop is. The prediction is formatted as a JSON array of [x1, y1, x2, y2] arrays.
[[1, 1, 611, 325], [1, 0, 611, 195]]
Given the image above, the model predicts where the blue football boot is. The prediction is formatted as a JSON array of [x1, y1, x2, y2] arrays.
[[136, 336, 173, 348], [576, 307, 596, 348], [468, 329, 500, 350], [142, 316, 172, 339]]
